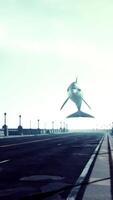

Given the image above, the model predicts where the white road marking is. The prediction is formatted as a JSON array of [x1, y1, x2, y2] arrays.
[[20, 175, 64, 181], [0, 159, 10, 164], [0, 135, 69, 148], [57, 143, 62, 146], [73, 153, 89, 156]]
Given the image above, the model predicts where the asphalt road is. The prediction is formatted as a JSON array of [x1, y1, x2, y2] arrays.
[[0, 132, 104, 200]]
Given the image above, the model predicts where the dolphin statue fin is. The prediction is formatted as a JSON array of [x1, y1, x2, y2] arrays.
[[82, 98, 91, 109], [60, 97, 69, 110], [67, 110, 94, 118]]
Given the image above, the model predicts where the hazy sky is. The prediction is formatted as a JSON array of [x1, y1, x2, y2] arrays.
[[0, 0, 113, 129]]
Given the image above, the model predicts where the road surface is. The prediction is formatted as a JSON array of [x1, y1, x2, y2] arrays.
[[0, 132, 104, 200]]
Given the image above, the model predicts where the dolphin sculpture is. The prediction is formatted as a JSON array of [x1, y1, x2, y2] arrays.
[[60, 78, 94, 118]]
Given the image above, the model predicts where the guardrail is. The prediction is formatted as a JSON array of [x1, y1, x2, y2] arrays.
[[0, 128, 68, 136]]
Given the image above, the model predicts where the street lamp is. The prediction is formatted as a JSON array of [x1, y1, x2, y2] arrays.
[[111, 122, 113, 134], [37, 119, 40, 134], [60, 121, 62, 132], [3, 113, 8, 136], [66, 123, 68, 131], [52, 121, 54, 133], [19, 115, 22, 126], [4, 112, 7, 125], [18, 115, 23, 135], [37, 119, 40, 129], [30, 120, 31, 129], [63, 122, 65, 132]]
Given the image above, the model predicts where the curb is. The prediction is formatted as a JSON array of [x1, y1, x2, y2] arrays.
[[67, 136, 104, 200]]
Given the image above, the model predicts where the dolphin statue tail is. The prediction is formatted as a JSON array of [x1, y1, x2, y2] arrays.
[[67, 110, 94, 118]]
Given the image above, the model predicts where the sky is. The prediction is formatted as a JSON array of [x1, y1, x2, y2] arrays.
[[0, 0, 113, 129]]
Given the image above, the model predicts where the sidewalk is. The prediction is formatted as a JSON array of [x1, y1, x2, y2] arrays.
[[82, 134, 112, 200]]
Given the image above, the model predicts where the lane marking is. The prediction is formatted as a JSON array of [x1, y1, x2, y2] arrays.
[[0, 159, 10, 164], [0, 138, 53, 147], [57, 143, 62, 146], [73, 153, 89, 156], [20, 175, 64, 181], [0, 135, 70, 148]]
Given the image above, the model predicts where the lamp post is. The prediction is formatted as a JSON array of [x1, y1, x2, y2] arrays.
[[63, 122, 65, 132], [52, 121, 54, 133], [4, 112, 7, 125], [60, 121, 62, 132], [66, 123, 68, 132], [30, 120, 31, 129], [37, 119, 40, 134], [19, 115, 21, 126], [18, 115, 23, 135], [37, 119, 40, 129], [3, 112, 8, 136], [112, 122, 113, 129], [112, 122, 113, 134]]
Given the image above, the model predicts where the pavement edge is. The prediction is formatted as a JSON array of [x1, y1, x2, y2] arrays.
[[66, 135, 104, 200]]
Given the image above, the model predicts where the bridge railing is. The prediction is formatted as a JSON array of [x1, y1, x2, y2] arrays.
[[0, 128, 68, 136]]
